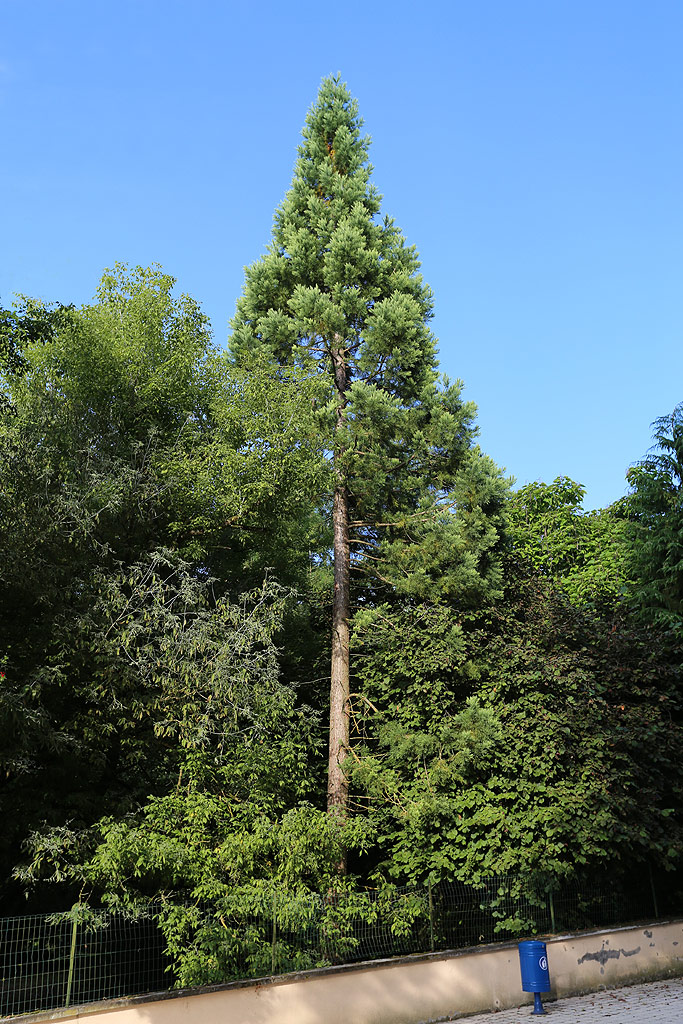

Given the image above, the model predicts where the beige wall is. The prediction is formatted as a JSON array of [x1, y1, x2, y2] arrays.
[[11, 920, 683, 1024]]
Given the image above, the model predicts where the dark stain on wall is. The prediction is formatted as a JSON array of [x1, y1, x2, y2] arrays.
[[577, 946, 641, 975]]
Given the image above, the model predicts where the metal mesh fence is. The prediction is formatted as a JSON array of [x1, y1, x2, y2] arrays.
[[0, 908, 170, 1018], [1, 871, 680, 1018]]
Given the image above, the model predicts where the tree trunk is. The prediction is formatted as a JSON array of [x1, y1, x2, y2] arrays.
[[327, 343, 350, 866]]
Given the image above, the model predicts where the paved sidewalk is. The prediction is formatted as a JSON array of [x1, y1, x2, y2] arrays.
[[445, 977, 683, 1022]]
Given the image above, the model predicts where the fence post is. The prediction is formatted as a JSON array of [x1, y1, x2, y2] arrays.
[[548, 889, 556, 934], [64, 912, 79, 1008], [271, 889, 277, 975], [428, 881, 435, 952]]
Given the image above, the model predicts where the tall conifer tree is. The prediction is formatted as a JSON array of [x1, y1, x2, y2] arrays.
[[230, 77, 506, 838]]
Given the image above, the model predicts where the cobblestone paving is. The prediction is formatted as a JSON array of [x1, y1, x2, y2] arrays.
[[445, 977, 683, 1023]]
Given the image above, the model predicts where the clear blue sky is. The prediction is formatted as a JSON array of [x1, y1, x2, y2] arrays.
[[2, 0, 682, 509]]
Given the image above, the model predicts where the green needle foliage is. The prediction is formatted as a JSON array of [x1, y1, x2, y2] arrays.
[[231, 75, 506, 599], [230, 75, 508, 822]]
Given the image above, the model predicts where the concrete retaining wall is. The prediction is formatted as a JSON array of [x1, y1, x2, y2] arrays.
[[10, 919, 683, 1024]]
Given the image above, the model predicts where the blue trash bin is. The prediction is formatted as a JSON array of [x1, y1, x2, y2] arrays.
[[518, 940, 550, 1015]]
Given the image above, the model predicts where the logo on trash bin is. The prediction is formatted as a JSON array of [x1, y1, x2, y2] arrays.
[[539, 955, 548, 971]]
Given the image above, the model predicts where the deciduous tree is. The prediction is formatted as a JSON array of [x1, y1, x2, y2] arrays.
[[507, 477, 631, 607], [0, 266, 327, 906]]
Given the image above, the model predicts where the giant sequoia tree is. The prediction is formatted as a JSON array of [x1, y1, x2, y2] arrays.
[[230, 77, 506, 828]]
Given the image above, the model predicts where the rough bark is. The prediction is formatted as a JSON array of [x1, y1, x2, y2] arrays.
[[327, 342, 350, 859]]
